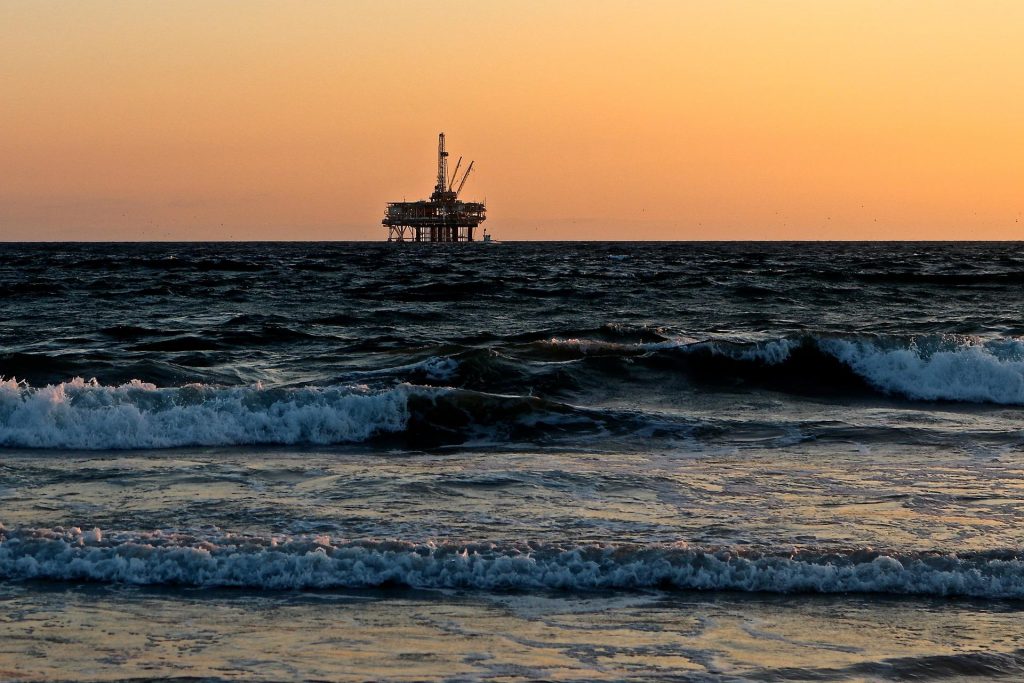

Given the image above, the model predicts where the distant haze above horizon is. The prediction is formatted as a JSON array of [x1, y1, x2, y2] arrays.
[[2, 1, 1022, 241]]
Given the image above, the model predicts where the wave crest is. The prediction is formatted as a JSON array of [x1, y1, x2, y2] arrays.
[[698, 334, 1024, 404], [2, 526, 1023, 598], [0, 378, 410, 449], [582, 333, 1024, 405], [820, 337, 1024, 404]]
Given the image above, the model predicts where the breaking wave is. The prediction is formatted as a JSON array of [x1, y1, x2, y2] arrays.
[[691, 334, 1024, 404], [531, 332, 1024, 405], [819, 336, 1024, 404], [0, 378, 410, 449], [3, 525, 1024, 598]]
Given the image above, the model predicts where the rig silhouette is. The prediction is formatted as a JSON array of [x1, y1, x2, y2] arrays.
[[383, 133, 487, 242]]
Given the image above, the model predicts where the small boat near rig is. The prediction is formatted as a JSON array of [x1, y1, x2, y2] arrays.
[[383, 133, 487, 242]]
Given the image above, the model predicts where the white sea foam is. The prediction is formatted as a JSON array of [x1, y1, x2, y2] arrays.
[[820, 337, 1024, 404], [693, 335, 1024, 405], [0, 378, 410, 449], [1, 525, 1022, 598]]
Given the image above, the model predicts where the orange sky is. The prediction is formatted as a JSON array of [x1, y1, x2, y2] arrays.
[[1, 1, 1022, 240]]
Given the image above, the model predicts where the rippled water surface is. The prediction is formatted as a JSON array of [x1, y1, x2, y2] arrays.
[[3, 241, 1024, 680]]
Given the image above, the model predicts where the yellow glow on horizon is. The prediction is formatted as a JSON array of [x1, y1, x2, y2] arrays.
[[1, 1, 1022, 240]]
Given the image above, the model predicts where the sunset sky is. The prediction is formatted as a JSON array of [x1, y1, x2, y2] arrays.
[[2, 1, 1022, 241]]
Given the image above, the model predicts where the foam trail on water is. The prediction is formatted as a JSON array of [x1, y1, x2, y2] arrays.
[[3, 526, 1024, 598], [0, 378, 410, 449]]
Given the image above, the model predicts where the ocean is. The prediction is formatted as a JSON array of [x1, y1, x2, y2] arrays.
[[3, 241, 1024, 681]]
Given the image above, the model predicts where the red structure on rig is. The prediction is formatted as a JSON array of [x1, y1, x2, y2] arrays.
[[383, 133, 487, 242]]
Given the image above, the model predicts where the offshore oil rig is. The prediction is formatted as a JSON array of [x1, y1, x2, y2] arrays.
[[383, 133, 487, 242]]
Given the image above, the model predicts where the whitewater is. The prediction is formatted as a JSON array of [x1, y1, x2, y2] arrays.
[[6, 525, 1024, 598]]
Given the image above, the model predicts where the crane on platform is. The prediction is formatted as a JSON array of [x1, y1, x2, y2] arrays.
[[454, 161, 475, 197], [448, 156, 463, 190]]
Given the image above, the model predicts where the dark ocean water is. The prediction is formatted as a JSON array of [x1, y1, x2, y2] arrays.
[[4, 241, 1024, 680]]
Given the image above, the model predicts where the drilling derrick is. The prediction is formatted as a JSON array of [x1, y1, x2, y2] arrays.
[[383, 133, 487, 242]]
